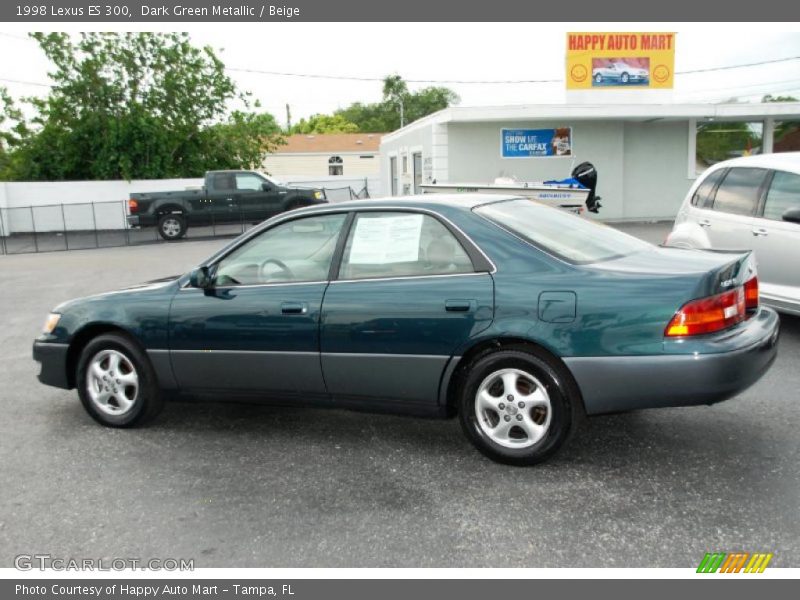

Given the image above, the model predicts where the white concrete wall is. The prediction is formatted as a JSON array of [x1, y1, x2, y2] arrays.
[[379, 125, 433, 196], [0, 175, 382, 235], [380, 118, 695, 221]]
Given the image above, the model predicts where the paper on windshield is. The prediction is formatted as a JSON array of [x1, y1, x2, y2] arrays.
[[349, 214, 424, 264]]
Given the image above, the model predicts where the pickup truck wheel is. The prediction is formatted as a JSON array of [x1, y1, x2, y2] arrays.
[[157, 214, 187, 240]]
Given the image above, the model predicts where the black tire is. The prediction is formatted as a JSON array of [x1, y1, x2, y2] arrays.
[[621, 72, 629, 84], [458, 349, 579, 466], [157, 213, 187, 241], [76, 333, 163, 428], [594, 73, 602, 84]]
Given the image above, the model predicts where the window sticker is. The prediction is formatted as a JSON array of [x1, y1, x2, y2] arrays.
[[349, 214, 424, 264]]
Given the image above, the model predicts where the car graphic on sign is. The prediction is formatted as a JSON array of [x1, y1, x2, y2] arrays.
[[592, 61, 650, 85]]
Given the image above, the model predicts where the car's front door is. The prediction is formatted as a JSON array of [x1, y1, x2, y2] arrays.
[[319, 210, 494, 410], [168, 212, 348, 398], [235, 172, 282, 222], [752, 169, 800, 303], [701, 166, 769, 250]]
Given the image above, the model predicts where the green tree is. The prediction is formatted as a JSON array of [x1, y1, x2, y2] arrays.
[[763, 94, 800, 148], [5, 32, 282, 181], [0, 86, 28, 178], [290, 113, 359, 134], [696, 121, 759, 166], [334, 75, 459, 132]]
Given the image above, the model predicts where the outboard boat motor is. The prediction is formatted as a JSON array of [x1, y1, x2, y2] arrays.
[[571, 162, 601, 213]]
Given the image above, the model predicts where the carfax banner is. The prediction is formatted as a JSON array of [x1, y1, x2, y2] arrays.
[[501, 128, 573, 158], [566, 32, 676, 89]]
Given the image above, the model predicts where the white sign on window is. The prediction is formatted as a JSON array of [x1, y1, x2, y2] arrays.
[[349, 214, 424, 264]]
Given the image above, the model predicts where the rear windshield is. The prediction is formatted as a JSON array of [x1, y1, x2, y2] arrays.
[[475, 199, 652, 264]]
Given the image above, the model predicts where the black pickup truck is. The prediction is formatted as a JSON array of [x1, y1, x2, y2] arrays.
[[128, 170, 327, 240]]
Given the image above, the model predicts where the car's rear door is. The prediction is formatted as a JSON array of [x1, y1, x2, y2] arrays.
[[701, 166, 769, 249], [206, 172, 241, 223], [168, 212, 348, 398], [751, 169, 800, 305], [319, 210, 494, 411]]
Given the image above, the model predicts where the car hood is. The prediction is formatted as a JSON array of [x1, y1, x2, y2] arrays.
[[53, 275, 180, 313]]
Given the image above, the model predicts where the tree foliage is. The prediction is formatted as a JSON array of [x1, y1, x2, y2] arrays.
[[1, 33, 282, 181], [334, 75, 459, 132], [290, 113, 360, 134]]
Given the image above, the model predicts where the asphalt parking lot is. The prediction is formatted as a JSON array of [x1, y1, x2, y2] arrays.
[[1, 223, 798, 568]]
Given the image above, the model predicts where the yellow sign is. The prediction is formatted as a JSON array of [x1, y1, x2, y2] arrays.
[[566, 32, 675, 90]]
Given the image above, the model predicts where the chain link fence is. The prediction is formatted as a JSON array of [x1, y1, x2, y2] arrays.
[[0, 182, 371, 256]]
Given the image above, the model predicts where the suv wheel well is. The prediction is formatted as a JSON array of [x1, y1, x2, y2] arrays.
[[445, 337, 585, 417]]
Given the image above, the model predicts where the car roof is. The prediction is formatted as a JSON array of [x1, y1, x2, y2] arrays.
[[313, 193, 516, 212], [709, 152, 800, 173]]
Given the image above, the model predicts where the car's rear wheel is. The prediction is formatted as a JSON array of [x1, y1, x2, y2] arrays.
[[621, 72, 630, 84], [157, 213, 187, 240], [594, 73, 603, 83], [458, 350, 578, 466], [76, 333, 163, 427]]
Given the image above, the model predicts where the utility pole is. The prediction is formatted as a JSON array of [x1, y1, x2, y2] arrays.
[[398, 98, 405, 128], [285, 103, 292, 132]]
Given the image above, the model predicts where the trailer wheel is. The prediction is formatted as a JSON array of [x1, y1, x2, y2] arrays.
[[157, 214, 187, 241]]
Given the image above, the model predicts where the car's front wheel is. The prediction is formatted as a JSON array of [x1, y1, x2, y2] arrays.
[[76, 333, 163, 427], [458, 350, 579, 465]]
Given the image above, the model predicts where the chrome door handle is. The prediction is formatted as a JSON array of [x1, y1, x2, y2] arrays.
[[752, 228, 769, 237], [445, 299, 476, 312], [698, 219, 712, 228], [281, 302, 308, 315]]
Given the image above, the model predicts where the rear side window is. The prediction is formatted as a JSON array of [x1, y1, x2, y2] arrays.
[[338, 212, 475, 280], [691, 168, 725, 208], [475, 199, 651, 265], [711, 167, 768, 216], [763, 170, 800, 221]]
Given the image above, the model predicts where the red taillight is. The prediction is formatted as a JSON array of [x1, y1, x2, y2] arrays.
[[744, 276, 759, 311], [665, 287, 746, 337], [128, 198, 138, 214]]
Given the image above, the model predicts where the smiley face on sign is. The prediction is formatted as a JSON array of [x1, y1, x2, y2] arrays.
[[653, 64, 670, 83], [570, 64, 588, 83]]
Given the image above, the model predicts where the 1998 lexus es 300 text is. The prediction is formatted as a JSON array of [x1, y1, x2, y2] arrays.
[[33, 195, 780, 465]]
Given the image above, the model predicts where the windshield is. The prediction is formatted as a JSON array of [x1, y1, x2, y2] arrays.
[[475, 199, 652, 264], [262, 173, 284, 186]]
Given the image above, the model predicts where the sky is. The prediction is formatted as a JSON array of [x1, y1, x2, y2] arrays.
[[1, 23, 800, 127]]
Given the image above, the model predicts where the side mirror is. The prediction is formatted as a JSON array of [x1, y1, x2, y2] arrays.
[[782, 207, 800, 224], [189, 266, 213, 289], [261, 182, 273, 191]]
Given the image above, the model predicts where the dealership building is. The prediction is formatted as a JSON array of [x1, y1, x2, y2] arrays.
[[379, 102, 800, 221]]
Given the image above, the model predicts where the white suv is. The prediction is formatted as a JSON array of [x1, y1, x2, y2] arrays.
[[666, 153, 800, 315]]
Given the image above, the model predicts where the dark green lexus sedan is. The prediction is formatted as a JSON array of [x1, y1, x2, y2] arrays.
[[33, 195, 780, 465]]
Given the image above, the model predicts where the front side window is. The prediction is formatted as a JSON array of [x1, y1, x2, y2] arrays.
[[711, 167, 768, 216], [338, 212, 474, 280], [214, 213, 347, 286], [763, 170, 800, 221], [475, 199, 651, 265], [235, 173, 265, 191]]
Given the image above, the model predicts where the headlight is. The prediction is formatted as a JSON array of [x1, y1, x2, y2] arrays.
[[42, 313, 61, 334], [314, 191, 323, 200]]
